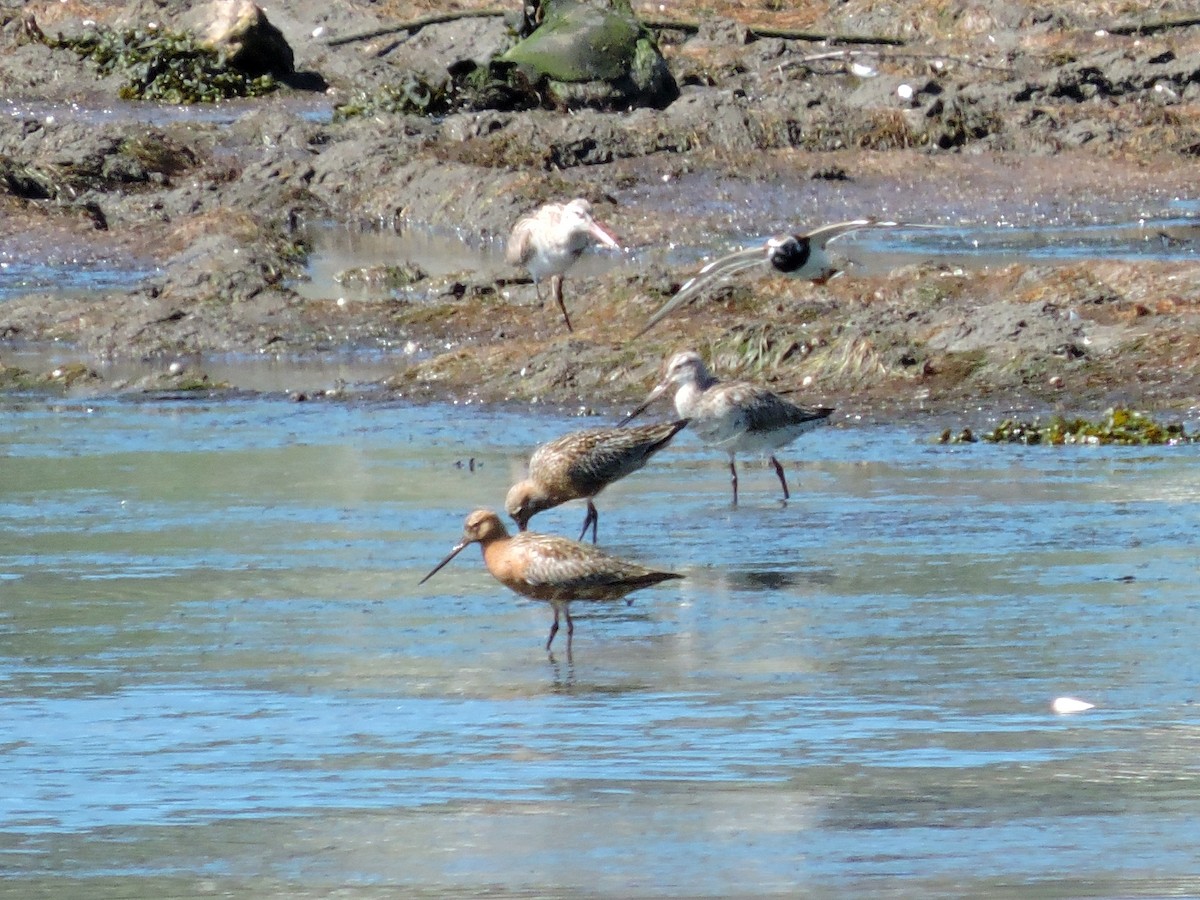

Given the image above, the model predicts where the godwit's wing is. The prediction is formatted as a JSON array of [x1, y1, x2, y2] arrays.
[[512, 532, 680, 602], [505, 209, 545, 269], [740, 391, 834, 437], [548, 421, 688, 496]]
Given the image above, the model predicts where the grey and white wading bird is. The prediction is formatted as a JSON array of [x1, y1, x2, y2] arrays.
[[506, 420, 689, 544], [506, 197, 621, 332], [419, 509, 681, 653], [621, 351, 833, 505], [636, 218, 923, 337]]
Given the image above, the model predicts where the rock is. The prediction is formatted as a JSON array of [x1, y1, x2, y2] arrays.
[[197, 0, 294, 78], [501, 0, 678, 110]]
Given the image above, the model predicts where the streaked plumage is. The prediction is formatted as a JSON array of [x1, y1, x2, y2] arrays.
[[637, 218, 928, 337], [506, 419, 689, 543], [506, 197, 621, 332], [621, 350, 832, 505], [419, 509, 681, 652]]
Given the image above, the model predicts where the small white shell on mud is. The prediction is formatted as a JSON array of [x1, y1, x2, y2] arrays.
[[1052, 697, 1095, 714], [849, 62, 876, 78], [168, 361, 184, 375], [896, 83, 914, 100], [312, 26, 325, 39]]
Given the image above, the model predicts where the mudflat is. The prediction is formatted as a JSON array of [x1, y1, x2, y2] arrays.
[[2, 0, 1198, 419]]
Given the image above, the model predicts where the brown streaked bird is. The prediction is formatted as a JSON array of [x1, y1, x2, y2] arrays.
[[621, 350, 833, 505], [419, 509, 681, 652], [636, 218, 931, 337], [506, 420, 689, 544], [506, 197, 621, 332]]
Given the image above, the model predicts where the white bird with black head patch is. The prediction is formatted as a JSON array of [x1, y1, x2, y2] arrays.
[[636, 218, 933, 337]]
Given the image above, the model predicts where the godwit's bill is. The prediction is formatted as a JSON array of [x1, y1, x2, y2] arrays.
[[621, 350, 833, 504], [505, 419, 689, 543], [506, 197, 621, 332], [419, 509, 681, 652], [635, 218, 935, 337]]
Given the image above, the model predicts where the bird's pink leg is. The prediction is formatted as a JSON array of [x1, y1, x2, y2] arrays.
[[551, 275, 572, 332]]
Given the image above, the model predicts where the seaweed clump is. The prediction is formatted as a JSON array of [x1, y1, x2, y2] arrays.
[[48, 27, 277, 103], [942, 408, 1197, 445], [333, 61, 544, 120]]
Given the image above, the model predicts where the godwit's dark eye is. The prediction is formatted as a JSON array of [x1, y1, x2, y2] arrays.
[[768, 236, 810, 273]]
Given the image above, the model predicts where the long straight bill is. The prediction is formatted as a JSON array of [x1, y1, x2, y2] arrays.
[[418, 540, 469, 585]]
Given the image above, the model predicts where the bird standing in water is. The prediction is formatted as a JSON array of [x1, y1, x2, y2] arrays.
[[506, 197, 621, 332], [622, 351, 833, 505], [419, 509, 681, 653], [506, 419, 689, 543]]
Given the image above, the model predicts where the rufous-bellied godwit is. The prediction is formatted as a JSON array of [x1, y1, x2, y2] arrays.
[[636, 218, 926, 337], [419, 509, 681, 652], [621, 350, 833, 505], [506, 419, 689, 544], [506, 197, 621, 332]]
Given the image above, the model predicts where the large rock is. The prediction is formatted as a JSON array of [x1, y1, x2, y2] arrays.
[[501, 0, 677, 110], [197, 0, 294, 78]]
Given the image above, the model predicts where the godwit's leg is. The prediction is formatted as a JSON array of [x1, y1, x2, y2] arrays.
[[577, 500, 599, 544], [564, 605, 575, 652], [729, 458, 740, 506], [770, 455, 790, 500], [551, 275, 573, 332], [546, 606, 560, 650]]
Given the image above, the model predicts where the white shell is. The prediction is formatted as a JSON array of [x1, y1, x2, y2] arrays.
[[1051, 697, 1095, 714]]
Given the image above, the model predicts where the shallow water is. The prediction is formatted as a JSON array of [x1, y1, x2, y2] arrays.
[[291, 210, 1199, 304], [0, 236, 161, 303], [4, 397, 1200, 896], [1, 169, 1195, 303]]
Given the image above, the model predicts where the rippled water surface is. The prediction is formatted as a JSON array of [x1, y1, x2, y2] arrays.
[[4, 397, 1200, 896]]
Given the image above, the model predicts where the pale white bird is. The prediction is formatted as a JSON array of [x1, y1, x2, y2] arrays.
[[506, 198, 621, 332]]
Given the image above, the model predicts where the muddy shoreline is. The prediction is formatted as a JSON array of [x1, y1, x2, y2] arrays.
[[2, 1, 1199, 423]]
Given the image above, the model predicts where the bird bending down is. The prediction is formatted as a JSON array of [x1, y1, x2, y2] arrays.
[[636, 218, 921, 337], [621, 351, 832, 505], [419, 509, 681, 652], [506, 419, 689, 544], [506, 198, 621, 332]]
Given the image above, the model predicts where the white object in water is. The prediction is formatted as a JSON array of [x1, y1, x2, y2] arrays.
[[1052, 696, 1095, 714]]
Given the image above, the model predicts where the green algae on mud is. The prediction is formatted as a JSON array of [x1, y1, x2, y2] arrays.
[[332, 61, 544, 120], [939, 408, 1198, 446], [44, 26, 278, 103]]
